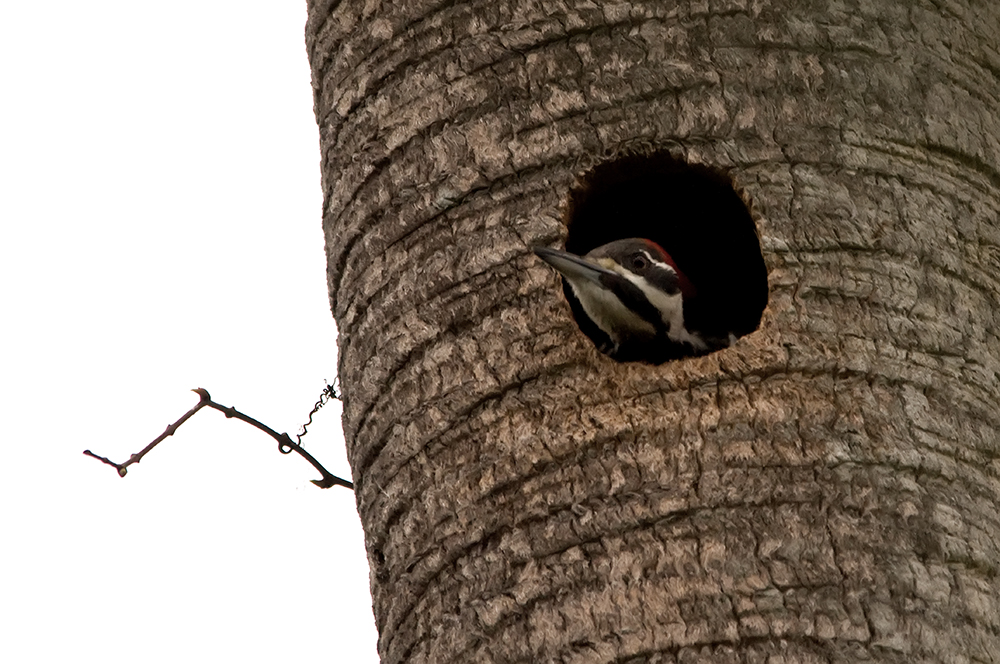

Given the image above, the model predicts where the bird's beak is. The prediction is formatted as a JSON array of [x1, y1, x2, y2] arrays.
[[532, 246, 615, 284]]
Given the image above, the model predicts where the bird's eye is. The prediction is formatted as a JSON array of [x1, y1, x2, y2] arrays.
[[631, 254, 648, 271]]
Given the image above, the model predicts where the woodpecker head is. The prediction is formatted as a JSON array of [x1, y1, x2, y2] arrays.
[[534, 238, 728, 361]]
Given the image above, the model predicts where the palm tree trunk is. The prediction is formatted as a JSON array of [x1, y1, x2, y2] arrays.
[[306, 1, 1000, 661]]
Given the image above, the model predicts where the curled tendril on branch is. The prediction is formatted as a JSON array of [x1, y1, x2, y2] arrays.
[[83, 387, 353, 490], [296, 379, 340, 447]]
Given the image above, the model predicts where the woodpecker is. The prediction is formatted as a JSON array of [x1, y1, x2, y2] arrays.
[[534, 238, 728, 361]]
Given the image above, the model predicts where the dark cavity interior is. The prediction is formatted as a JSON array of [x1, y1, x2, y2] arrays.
[[562, 151, 768, 363]]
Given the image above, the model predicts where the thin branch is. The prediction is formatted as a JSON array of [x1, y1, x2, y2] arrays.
[[83, 388, 353, 490]]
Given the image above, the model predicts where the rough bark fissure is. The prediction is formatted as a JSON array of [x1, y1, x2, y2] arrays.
[[331, 166, 559, 344], [307, 0, 1000, 662], [351, 308, 565, 482]]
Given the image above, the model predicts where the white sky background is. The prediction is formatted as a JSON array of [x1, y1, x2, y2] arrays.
[[1, 3, 379, 662]]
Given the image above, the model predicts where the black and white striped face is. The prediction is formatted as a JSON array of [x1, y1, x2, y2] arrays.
[[585, 238, 694, 300], [586, 239, 705, 349], [533, 239, 708, 354]]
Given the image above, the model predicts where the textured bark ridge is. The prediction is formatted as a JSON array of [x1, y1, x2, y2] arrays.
[[306, 1, 1000, 662]]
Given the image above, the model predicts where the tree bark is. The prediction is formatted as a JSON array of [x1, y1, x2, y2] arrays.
[[306, 1, 1000, 662]]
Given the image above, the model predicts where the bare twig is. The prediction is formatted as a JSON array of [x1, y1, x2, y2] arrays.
[[84, 388, 353, 490]]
